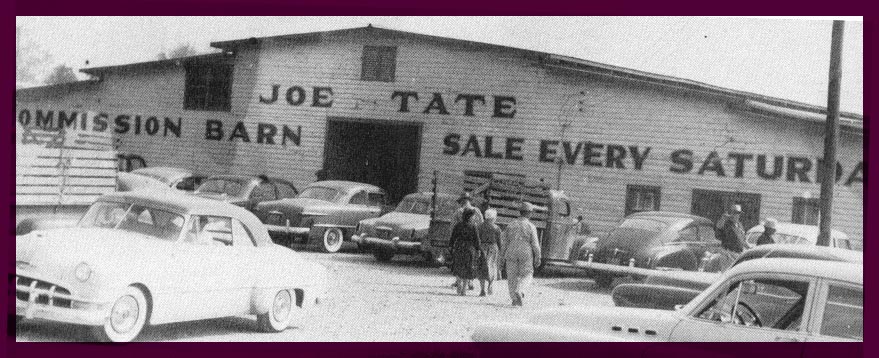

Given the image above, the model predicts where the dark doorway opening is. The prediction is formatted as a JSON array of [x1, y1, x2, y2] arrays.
[[691, 189, 761, 230], [323, 118, 421, 204]]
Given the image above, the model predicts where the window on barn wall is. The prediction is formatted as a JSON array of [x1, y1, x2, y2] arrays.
[[792, 197, 821, 225], [184, 62, 233, 112], [361, 46, 397, 82], [625, 185, 661, 217]]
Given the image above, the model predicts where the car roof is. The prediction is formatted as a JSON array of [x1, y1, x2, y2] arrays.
[[404, 192, 457, 201], [736, 244, 863, 265], [726, 257, 862, 285], [627, 211, 713, 225], [747, 222, 848, 240], [131, 166, 193, 177], [306, 180, 384, 192], [97, 190, 274, 247]]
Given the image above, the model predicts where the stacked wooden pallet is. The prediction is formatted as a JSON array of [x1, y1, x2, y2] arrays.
[[16, 122, 117, 206]]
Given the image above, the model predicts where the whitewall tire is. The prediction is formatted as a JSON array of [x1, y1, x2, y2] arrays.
[[257, 289, 294, 332], [91, 286, 149, 343], [320, 228, 345, 253]]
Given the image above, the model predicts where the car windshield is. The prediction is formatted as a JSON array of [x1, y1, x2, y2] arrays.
[[298, 187, 344, 202], [196, 178, 246, 196], [78, 201, 185, 241], [395, 198, 431, 214]]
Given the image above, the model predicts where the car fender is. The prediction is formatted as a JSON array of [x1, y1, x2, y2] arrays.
[[652, 247, 698, 271], [472, 321, 647, 342]]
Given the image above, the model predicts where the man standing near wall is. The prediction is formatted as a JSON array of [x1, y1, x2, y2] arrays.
[[716, 204, 746, 253]]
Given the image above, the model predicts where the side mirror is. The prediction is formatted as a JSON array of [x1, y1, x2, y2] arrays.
[[674, 304, 685, 311]]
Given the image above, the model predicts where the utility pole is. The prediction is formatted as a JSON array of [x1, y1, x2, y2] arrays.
[[817, 20, 845, 247]]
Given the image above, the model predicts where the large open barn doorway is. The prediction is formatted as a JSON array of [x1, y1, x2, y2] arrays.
[[323, 118, 421, 204]]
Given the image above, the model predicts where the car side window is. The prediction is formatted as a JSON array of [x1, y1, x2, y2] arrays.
[[820, 284, 863, 340], [185, 216, 233, 246], [276, 182, 298, 198], [350, 190, 369, 205], [367, 192, 386, 207], [175, 176, 202, 191], [251, 182, 277, 202], [232, 219, 257, 247], [696, 278, 809, 331], [675, 226, 698, 242]]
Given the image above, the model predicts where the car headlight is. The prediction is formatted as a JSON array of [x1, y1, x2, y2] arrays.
[[75, 262, 92, 282]]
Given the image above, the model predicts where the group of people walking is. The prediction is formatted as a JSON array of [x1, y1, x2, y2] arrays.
[[447, 193, 541, 306]]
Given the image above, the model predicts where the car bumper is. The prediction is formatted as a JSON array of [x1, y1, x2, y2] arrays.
[[15, 278, 111, 326], [265, 224, 311, 236], [350, 234, 424, 252]]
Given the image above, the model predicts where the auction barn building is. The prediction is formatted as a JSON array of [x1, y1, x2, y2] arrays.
[[15, 26, 864, 244]]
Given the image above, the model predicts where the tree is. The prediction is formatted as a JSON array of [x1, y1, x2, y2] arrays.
[[44, 64, 78, 85], [157, 43, 200, 60], [16, 25, 51, 87]]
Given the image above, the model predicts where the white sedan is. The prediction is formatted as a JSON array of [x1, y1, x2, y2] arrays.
[[473, 258, 862, 342], [15, 190, 329, 342]]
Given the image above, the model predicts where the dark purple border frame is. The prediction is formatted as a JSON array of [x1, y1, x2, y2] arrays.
[[5, 3, 872, 358]]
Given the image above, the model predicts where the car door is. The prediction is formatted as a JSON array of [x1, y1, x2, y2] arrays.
[[693, 224, 723, 260], [346, 190, 381, 226], [804, 280, 862, 342], [171, 215, 248, 320], [670, 272, 816, 344]]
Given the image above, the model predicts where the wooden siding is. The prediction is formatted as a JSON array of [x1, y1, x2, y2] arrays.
[[15, 32, 863, 243]]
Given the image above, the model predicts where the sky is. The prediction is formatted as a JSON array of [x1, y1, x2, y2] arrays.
[[15, 16, 863, 114]]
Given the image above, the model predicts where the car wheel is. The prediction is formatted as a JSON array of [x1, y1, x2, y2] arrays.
[[320, 228, 345, 253], [595, 274, 614, 289], [257, 289, 294, 332], [374, 249, 395, 262], [91, 286, 149, 343]]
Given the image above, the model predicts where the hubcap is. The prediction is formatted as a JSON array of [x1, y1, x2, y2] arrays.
[[110, 295, 139, 333], [272, 291, 291, 322], [326, 231, 341, 247]]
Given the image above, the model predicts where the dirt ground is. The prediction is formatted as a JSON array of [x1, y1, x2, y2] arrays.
[[15, 247, 615, 342]]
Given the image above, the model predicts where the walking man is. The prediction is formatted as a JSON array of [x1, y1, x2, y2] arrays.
[[501, 202, 541, 306]]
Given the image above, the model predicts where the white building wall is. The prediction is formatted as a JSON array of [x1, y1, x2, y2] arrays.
[[14, 30, 863, 243]]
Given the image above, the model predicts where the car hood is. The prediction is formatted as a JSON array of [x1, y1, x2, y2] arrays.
[[16, 227, 177, 284], [369, 212, 430, 231]]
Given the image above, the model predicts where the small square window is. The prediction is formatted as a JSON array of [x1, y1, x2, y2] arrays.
[[792, 197, 820, 225], [361, 46, 397, 82], [184, 63, 233, 112], [625, 185, 661, 216]]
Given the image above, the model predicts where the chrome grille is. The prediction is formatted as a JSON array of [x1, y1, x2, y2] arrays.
[[16, 275, 73, 308], [377, 229, 393, 240]]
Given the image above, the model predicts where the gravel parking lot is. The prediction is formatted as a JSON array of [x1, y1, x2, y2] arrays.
[[15, 247, 614, 342]]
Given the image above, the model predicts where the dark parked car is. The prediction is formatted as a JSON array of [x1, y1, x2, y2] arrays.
[[611, 244, 863, 310], [253, 181, 389, 253], [351, 192, 458, 263], [130, 166, 206, 192], [573, 211, 721, 288], [192, 175, 299, 211]]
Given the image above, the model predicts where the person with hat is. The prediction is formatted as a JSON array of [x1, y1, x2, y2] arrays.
[[715, 204, 746, 253], [500, 201, 541, 306], [449, 208, 482, 295], [449, 192, 483, 290], [756, 218, 778, 246]]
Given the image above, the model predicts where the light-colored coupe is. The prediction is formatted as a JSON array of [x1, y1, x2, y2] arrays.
[[473, 258, 862, 342], [15, 190, 328, 342]]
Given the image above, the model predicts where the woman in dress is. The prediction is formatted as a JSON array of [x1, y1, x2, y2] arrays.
[[449, 208, 481, 295], [477, 209, 502, 296]]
